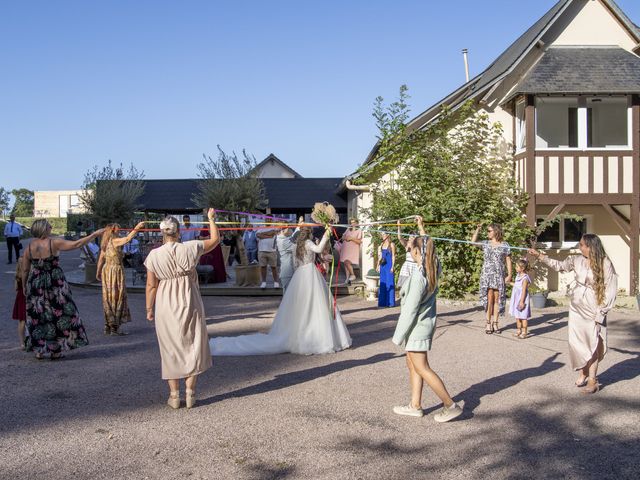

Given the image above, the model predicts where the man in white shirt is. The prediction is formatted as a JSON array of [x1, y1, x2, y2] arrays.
[[256, 228, 280, 289], [180, 215, 199, 242], [4, 214, 23, 264], [123, 237, 141, 267]]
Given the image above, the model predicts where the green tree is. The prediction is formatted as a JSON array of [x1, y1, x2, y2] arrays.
[[0, 187, 10, 218], [360, 88, 532, 298], [11, 188, 34, 217], [192, 146, 267, 265], [79, 160, 145, 227]]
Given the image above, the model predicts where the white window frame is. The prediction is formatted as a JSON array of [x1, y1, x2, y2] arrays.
[[536, 215, 592, 249], [535, 95, 632, 151]]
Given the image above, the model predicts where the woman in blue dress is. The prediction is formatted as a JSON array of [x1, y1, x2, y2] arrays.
[[377, 233, 396, 307]]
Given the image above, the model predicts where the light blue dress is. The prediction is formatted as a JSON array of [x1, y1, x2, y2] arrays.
[[392, 268, 438, 351]]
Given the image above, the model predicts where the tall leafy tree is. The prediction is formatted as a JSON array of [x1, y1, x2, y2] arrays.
[[79, 160, 145, 227], [11, 188, 34, 217], [193, 146, 267, 265], [0, 187, 10, 218], [359, 87, 532, 298]]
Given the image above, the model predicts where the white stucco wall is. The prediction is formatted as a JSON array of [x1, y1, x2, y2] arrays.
[[549, 0, 637, 50], [256, 161, 297, 178]]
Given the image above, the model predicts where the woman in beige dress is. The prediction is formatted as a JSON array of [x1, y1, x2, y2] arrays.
[[96, 222, 145, 335], [529, 234, 617, 394], [144, 209, 219, 409]]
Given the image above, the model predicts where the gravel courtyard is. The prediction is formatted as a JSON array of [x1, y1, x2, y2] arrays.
[[1, 247, 638, 480]]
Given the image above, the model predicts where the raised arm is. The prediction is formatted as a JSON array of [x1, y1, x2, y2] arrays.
[[471, 223, 482, 244], [112, 222, 145, 248], [415, 215, 427, 237], [306, 228, 331, 254], [529, 248, 575, 273], [202, 208, 220, 254], [53, 228, 105, 252], [396, 220, 407, 248]]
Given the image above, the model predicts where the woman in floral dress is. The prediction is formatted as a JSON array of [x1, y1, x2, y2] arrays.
[[22, 219, 104, 359], [472, 223, 512, 334], [96, 222, 144, 335]]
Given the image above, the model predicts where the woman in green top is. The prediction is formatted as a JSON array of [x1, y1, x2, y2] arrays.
[[391, 235, 463, 423]]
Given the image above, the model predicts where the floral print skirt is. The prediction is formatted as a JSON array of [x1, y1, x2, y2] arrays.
[[25, 256, 89, 354]]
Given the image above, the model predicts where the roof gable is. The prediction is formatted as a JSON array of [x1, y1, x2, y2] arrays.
[[253, 154, 303, 178], [354, 0, 640, 174]]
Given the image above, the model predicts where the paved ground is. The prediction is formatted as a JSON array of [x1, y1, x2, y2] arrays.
[[1, 244, 639, 480]]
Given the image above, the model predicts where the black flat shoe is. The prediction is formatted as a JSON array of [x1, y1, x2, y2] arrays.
[[50, 353, 65, 361]]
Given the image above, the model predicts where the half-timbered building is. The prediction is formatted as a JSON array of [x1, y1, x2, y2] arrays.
[[346, 0, 640, 295]]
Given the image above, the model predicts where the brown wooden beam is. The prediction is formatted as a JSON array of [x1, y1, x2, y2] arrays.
[[542, 204, 566, 225], [602, 204, 631, 245], [525, 98, 536, 226], [536, 194, 633, 205], [630, 98, 640, 294], [534, 150, 633, 157]]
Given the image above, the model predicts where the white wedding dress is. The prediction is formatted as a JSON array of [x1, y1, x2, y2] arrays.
[[210, 234, 352, 355]]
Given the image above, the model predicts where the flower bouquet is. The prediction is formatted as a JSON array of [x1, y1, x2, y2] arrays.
[[311, 202, 339, 226]]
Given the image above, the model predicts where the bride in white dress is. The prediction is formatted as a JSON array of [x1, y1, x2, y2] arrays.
[[210, 226, 352, 355]]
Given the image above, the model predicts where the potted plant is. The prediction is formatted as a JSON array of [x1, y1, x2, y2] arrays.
[[529, 283, 548, 309], [363, 268, 380, 301]]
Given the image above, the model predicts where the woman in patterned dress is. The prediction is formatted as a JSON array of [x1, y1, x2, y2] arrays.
[[472, 223, 512, 334], [96, 222, 145, 335], [22, 219, 105, 360]]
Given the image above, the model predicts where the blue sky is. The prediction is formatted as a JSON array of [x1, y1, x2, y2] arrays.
[[1, 0, 639, 195]]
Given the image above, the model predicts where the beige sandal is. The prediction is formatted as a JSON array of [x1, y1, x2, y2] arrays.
[[582, 377, 599, 394], [167, 391, 180, 409], [185, 389, 196, 409]]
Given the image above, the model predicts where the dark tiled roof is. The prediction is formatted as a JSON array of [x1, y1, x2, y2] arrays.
[[514, 47, 640, 96], [133, 178, 346, 213]]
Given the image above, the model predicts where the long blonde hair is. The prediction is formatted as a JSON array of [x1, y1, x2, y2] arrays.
[[412, 236, 438, 295], [101, 224, 120, 251], [296, 227, 313, 261], [582, 234, 608, 305]]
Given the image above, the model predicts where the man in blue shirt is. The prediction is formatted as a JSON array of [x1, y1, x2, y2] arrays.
[[4, 214, 23, 264]]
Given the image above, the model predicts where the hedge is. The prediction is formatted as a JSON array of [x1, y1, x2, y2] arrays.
[[0, 217, 68, 240]]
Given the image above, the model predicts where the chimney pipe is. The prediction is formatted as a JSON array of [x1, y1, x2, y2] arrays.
[[462, 48, 470, 82]]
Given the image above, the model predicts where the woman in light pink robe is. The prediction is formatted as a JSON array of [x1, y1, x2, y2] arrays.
[[530, 234, 617, 394]]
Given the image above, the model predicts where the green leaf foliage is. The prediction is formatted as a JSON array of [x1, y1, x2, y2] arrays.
[[360, 89, 534, 298], [11, 188, 34, 217], [192, 146, 267, 213], [79, 160, 145, 227]]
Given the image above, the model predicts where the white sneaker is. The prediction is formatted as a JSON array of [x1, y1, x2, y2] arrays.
[[393, 404, 424, 417], [433, 403, 463, 423], [273, 282, 280, 289], [260, 282, 267, 289]]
